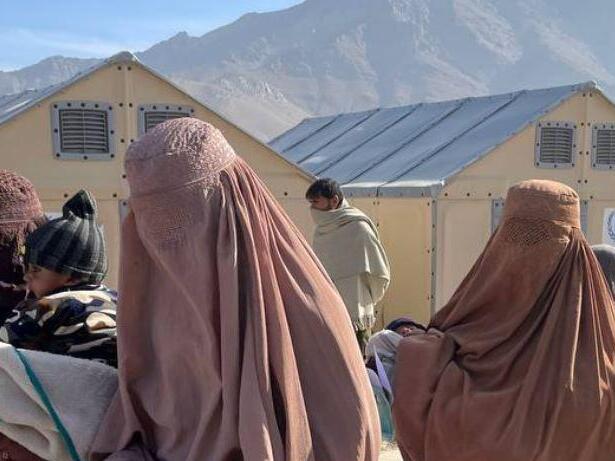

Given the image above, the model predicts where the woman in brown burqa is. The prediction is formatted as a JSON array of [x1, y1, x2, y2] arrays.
[[91, 118, 380, 461], [393, 180, 615, 461]]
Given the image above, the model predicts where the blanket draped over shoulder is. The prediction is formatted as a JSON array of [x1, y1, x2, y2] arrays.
[[0, 343, 117, 461]]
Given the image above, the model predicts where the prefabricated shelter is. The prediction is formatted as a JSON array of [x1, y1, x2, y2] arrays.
[[271, 81, 615, 326], [0, 51, 313, 287]]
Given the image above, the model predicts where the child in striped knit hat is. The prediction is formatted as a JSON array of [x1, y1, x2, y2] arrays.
[[0, 190, 117, 367]]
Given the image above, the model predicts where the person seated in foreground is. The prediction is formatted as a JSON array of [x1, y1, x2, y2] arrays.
[[363, 316, 425, 444], [0, 190, 117, 367], [365, 329, 402, 386], [365, 316, 426, 385], [393, 180, 615, 461], [385, 316, 426, 337], [364, 329, 400, 444]]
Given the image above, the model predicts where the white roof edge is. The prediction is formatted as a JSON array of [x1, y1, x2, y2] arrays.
[[106, 51, 140, 64], [377, 182, 444, 198], [342, 186, 379, 198], [585, 80, 615, 107], [342, 182, 444, 198]]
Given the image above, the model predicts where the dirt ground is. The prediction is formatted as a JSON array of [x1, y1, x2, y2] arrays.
[[380, 444, 403, 460]]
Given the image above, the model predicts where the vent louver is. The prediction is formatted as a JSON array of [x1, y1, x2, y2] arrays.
[[144, 111, 190, 132], [138, 104, 193, 135], [51, 101, 115, 160], [535, 121, 576, 168], [59, 109, 109, 153], [592, 124, 615, 169]]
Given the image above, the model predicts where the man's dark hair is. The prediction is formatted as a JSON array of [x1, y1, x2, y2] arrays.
[[305, 178, 344, 201]]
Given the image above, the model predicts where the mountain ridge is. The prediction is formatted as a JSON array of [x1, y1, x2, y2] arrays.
[[1, 0, 614, 140]]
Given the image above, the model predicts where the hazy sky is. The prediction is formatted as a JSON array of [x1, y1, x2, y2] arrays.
[[0, 1, 302, 71]]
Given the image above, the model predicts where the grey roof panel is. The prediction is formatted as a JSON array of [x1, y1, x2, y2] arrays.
[[271, 82, 596, 196], [321, 100, 459, 183], [381, 84, 582, 194], [347, 93, 515, 187], [269, 115, 336, 153], [300, 105, 416, 175], [0, 85, 62, 125], [280, 109, 377, 163]]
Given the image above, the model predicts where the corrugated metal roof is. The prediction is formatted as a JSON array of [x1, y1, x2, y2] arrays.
[[270, 82, 599, 197]]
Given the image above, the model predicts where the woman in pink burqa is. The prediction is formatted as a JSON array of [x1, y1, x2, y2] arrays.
[[91, 118, 380, 461]]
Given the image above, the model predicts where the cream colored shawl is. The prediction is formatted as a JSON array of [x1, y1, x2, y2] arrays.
[[311, 201, 390, 329]]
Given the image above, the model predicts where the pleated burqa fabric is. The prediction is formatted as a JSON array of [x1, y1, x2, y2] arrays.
[[593, 244, 615, 296], [393, 180, 615, 461], [91, 118, 380, 461]]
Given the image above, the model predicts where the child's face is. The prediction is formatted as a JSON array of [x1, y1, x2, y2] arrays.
[[395, 324, 418, 337], [23, 265, 73, 298]]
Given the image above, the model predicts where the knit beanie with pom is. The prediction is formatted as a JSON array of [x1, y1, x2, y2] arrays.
[[26, 190, 107, 284]]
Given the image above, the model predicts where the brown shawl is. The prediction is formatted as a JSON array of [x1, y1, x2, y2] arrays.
[[91, 119, 380, 461], [393, 180, 615, 461], [0, 170, 45, 319]]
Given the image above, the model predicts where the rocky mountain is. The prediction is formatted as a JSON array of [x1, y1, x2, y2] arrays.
[[2, 0, 614, 140], [0, 56, 99, 95]]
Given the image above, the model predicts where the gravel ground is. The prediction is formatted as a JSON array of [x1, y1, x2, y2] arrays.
[[380, 443, 403, 460]]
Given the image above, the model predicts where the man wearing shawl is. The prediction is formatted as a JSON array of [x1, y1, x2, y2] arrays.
[[306, 179, 390, 348], [393, 180, 615, 461], [91, 119, 380, 461]]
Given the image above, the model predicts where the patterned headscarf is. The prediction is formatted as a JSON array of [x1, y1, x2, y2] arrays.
[[0, 170, 45, 317]]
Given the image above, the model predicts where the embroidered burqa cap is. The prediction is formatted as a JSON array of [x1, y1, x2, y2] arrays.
[[393, 180, 615, 461], [91, 118, 380, 461]]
